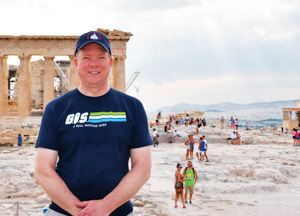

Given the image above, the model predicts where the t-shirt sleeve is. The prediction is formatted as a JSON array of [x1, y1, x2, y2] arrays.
[[130, 100, 153, 149], [35, 106, 59, 150]]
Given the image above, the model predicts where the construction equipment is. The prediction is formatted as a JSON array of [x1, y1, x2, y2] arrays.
[[126, 71, 140, 91]]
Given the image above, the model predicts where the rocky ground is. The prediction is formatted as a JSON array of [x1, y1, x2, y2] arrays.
[[0, 125, 300, 216]]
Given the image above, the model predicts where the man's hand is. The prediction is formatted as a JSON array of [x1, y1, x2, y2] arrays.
[[76, 200, 112, 216]]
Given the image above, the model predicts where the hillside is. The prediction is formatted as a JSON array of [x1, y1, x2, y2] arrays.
[[147, 99, 299, 129]]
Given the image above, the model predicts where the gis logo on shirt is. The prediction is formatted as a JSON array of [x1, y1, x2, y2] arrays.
[[65, 112, 127, 125], [65, 112, 89, 125]]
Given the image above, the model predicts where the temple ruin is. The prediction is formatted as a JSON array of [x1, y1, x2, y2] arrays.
[[0, 28, 132, 117], [0, 28, 132, 145], [282, 100, 300, 130]]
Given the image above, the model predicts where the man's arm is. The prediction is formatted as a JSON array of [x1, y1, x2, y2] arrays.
[[35, 148, 82, 215], [194, 169, 198, 184], [76, 145, 151, 216]]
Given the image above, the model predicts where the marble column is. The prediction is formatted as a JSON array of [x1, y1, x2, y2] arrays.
[[114, 55, 126, 93], [43, 56, 55, 109], [17, 55, 31, 117], [68, 55, 80, 91], [0, 56, 8, 116], [110, 58, 117, 89]]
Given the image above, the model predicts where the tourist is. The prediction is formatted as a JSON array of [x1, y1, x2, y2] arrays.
[[231, 131, 237, 144], [235, 118, 239, 131], [220, 116, 225, 129], [174, 163, 186, 209], [184, 135, 192, 160], [175, 130, 181, 137], [196, 137, 205, 161], [152, 128, 159, 147], [17, 134, 22, 147], [202, 135, 209, 162], [185, 114, 190, 126], [189, 135, 195, 159], [35, 31, 152, 216], [292, 128, 299, 146], [180, 118, 184, 125], [285, 128, 288, 134], [183, 161, 198, 204], [168, 127, 174, 143], [175, 116, 180, 125], [230, 116, 235, 129], [195, 118, 200, 134], [203, 118, 207, 126]]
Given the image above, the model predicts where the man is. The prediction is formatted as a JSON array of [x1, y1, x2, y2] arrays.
[[35, 31, 152, 216], [196, 137, 205, 161], [152, 128, 159, 147], [202, 135, 209, 162], [183, 161, 198, 204], [17, 134, 22, 147], [230, 116, 235, 129]]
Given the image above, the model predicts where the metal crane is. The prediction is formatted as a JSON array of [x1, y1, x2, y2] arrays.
[[126, 71, 140, 92]]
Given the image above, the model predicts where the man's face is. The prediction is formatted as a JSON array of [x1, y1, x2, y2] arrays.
[[74, 43, 112, 90], [188, 162, 192, 167]]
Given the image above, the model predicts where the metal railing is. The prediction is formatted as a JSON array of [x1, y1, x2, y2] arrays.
[[0, 201, 30, 216]]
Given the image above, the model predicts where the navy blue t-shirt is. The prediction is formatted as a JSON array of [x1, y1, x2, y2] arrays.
[[36, 88, 152, 216]]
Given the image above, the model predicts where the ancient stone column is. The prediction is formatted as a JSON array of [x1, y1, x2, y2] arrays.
[[110, 58, 117, 89], [0, 56, 8, 116], [68, 55, 80, 91], [17, 55, 31, 117], [283, 111, 292, 121], [114, 55, 126, 93], [44, 57, 55, 109]]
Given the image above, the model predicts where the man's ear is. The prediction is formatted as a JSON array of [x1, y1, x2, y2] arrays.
[[74, 57, 78, 70]]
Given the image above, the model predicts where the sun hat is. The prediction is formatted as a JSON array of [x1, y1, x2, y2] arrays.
[[75, 31, 111, 56]]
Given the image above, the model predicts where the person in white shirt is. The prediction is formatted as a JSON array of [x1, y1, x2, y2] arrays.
[[231, 131, 237, 144], [168, 128, 174, 143], [152, 128, 159, 147], [235, 118, 239, 131], [175, 130, 181, 137]]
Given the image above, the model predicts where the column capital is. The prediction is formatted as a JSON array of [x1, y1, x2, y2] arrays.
[[19, 55, 31, 60], [114, 55, 127, 61], [44, 56, 55, 61], [0, 55, 8, 60]]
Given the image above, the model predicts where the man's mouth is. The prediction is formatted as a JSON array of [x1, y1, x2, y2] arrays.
[[89, 71, 100, 74]]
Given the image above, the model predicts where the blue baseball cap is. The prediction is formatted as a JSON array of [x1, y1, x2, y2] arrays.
[[75, 31, 111, 56]]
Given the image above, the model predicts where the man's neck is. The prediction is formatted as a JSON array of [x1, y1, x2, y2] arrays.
[[78, 84, 110, 97]]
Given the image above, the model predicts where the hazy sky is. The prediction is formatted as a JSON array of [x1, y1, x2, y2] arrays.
[[1, 0, 299, 111]]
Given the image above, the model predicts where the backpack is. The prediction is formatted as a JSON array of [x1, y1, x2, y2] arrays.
[[184, 167, 195, 175]]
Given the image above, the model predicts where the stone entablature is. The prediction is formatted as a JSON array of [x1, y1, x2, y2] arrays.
[[0, 28, 132, 118]]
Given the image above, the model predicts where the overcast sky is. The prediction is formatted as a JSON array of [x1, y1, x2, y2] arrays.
[[1, 0, 299, 111]]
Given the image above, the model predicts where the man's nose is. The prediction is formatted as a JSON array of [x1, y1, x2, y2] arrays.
[[89, 59, 99, 67]]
